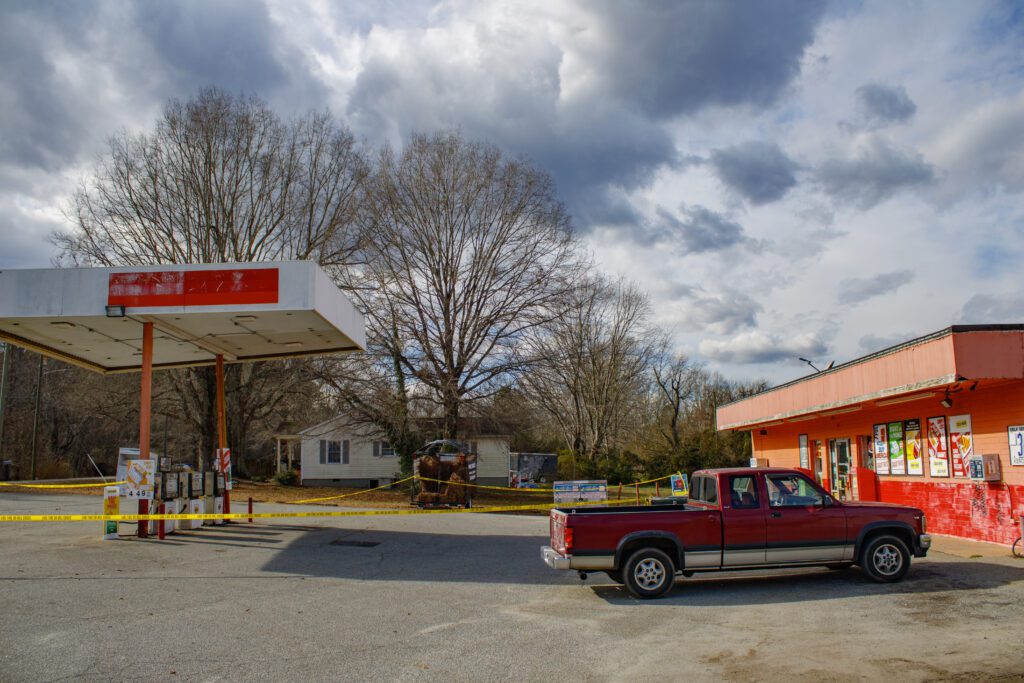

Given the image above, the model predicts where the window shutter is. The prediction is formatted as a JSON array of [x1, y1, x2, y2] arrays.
[[319, 440, 326, 465], [343, 440, 350, 465], [373, 441, 381, 458]]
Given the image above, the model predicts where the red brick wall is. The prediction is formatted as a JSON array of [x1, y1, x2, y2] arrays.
[[880, 479, 1024, 545]]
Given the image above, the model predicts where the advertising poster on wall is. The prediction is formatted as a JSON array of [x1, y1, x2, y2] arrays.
[[948, 414, 973, 477], [873, 424, 890, 475], [1009, 425, 1024, 466], [799, 434, 809, 469], [927, 416, 950, 477], [888, 421, 906, 475], [904, 419, 923, 475]]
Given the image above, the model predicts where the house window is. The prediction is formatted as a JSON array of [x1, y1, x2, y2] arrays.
[[381, 443, 395, 457], [320, 439, 349, 465]]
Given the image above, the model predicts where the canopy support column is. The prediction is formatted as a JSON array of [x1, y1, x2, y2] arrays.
[[138, 321, 153, 538], [216, 354, 230, 516]]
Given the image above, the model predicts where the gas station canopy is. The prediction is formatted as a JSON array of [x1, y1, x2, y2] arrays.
[[0, 261, 365, 373]]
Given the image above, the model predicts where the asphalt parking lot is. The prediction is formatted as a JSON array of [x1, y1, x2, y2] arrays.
[[1, 493, 1023, 682]]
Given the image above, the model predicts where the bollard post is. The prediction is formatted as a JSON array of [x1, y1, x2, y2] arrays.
[[157, 502, 165, 540], [138, 499, 148, 538], [655, 481, 660, 497], [635, 482, 640, 504], [617, 483, 622, 501], [248, 496, 253, 524]]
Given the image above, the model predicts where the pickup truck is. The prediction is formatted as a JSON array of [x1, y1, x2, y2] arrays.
[[541, 467, 930, 599]]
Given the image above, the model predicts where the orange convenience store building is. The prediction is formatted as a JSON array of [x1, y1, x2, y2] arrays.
[[716, 325, 1024, 545]]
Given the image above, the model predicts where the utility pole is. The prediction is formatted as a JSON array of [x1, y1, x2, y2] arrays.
[[0, 344, 10, 460], [30, 354, 43, 480]]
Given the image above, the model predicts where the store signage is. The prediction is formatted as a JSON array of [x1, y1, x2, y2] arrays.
[[553, 480, 608, 503], [670, 473, 689, 497], [927, 416, 950, 477], [102, 486, 119, 540], [124, 459, 155, 500], [888, 421, 906, 475], [216, 448, 232, 491], [1009, 425, 1024, 467], [798, 434, 809, 469], [107, 268, 279, 307], [873, 424, 890, 475], [904, 419, 923, 476], [948, 414, 973, 478]]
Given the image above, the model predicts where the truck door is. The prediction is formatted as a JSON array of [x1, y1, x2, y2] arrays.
[[764, 473, 848, 563], [722, 473, 767, 566]]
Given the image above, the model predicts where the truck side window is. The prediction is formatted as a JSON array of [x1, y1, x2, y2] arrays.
[[766, 474, 824, 507], [729, 476, 759, 509], [690, 476, 717, 505]]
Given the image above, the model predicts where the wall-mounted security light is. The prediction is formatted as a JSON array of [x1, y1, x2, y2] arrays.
[[105, 305, 126, 318], [940, 390, 953, 409]]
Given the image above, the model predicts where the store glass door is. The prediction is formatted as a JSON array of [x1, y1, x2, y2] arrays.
[[829, 438, 852, 500]]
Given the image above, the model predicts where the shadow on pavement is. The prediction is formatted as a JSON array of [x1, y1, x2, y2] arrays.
[[260, 526, 561, 585], [590, 559, 1024, 605]]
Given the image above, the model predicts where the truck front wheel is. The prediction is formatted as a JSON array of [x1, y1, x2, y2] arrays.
[[623, 548, 675, 599], [861, 534, 911, 583]]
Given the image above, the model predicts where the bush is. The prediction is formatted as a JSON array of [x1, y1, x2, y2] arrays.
[[273, 470, 299, 486]]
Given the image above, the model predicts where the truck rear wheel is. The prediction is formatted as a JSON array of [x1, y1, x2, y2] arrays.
[[861, 534, 911, 583], [623, 548, 675, 599]]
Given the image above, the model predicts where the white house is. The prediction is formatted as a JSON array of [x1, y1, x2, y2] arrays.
[[298, 415, 511, 487]]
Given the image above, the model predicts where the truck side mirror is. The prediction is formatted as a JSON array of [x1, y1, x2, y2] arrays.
[[822, 496, 833, 508]]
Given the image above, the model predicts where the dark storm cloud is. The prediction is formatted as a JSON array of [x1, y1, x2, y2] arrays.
[[657, 206, 751, 253], [710, 141, 799, 205], [957, 293, 1024, 322], [837, 270, 914, 305], [817, 138, 935, 210], [0, 3, 103, 169], [855, 83, 917, 126], [345, 1, 827, 235], [133, 1, 287, 94], [586, 1, 826, 119]]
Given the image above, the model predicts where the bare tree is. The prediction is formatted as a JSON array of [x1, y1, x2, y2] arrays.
[[649, 351, 701, 455], [54, 88, 368, 468], [347, 131, 582, 438], [521, 277, 658, 462]]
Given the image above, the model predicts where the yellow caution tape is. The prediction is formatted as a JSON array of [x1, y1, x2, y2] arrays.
[[0, 497, 632, 523], [292, 475, 418, 504], [0, 480, 127, 489], [412, 476, 553, 492]]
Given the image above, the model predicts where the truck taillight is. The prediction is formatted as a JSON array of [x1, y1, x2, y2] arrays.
[[563, 527, 573, 552], [921, 514, 926, 533]]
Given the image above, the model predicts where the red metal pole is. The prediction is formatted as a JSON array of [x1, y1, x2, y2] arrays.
[[138, 321, 153, 538], [216, 354, 230, 517], [617, 483, 622, 501], [157, 501, 165, 540], [635, 482, 640, 504], [248, 496, 253, 524], [655, 481, 660, 497]]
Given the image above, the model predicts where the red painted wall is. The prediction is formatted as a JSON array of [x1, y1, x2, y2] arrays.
[[880, 479, 1024, 545], [747, 380, 1024, 546]]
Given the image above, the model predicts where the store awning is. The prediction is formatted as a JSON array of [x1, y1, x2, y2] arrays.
[[716, 325, 1024, 431], [0, 261, 365, 373]]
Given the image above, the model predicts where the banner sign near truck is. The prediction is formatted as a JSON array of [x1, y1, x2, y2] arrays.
[[553, 480, 608, 503], [670, 473, 689, 497], [927, 416, 950, 477]]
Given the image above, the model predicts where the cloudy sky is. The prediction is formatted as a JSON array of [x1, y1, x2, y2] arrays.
[[1, 0, 1022, 384]]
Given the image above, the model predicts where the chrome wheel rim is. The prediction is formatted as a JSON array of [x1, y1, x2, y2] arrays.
[[872, 544, 902, 576], [633, 558, 666, 589]]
